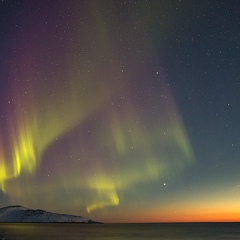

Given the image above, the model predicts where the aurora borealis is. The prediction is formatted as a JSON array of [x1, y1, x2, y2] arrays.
[[0, 0, 240, 223]]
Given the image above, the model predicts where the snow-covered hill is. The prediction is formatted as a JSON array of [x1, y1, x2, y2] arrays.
[[0, 205, 97, 223]]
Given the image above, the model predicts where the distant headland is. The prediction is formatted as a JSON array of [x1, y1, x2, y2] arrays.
[[0, 205, 100, 223]]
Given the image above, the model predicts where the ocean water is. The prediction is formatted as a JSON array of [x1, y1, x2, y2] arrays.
[[0, 222, 240, 240]]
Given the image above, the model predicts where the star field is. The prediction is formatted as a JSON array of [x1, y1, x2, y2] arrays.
[[0, 0, 240, 223]]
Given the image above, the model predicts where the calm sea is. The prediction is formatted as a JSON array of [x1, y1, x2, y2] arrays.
[[0, 222, 240, 240]]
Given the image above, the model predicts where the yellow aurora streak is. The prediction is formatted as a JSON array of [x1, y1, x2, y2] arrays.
[[0, 1, 194, 214], [0, 79, 193, 212]]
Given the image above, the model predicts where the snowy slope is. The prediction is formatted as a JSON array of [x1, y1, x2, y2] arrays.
[[0, 205, 97, 223]]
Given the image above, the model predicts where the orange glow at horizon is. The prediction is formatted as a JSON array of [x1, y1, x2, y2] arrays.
[[97, 190, 240, 223], [104, 206, 240, 223], [138, 203, 240, 223]]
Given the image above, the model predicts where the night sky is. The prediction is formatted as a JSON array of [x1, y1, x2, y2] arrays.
[[0, 0, 240, 223]]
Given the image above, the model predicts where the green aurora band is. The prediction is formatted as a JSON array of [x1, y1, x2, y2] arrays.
[[0, 1, 194, 219]]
